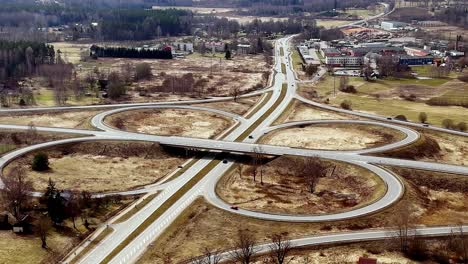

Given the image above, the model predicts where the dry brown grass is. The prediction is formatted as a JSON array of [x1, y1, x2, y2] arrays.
[[274, 100, 361, 125], [3, 141, 187, 193], [195, 96, 260, 116], [261, 124, 404, 151], [0, 130, 81, 155], [0, 231, 77, 264], [216, 156, 386, 215], [379, 130, 468, 166], [0, 110, 101, 130], [105, 109, 234, 139], [137, 166, 467, 264]]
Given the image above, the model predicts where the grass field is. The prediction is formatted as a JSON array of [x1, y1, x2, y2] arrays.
[[33, 88, 100, 107], [0, 143, 16, 155], [301, 75, 468, 127], [0, 231, 76, 264], [316, 19, 352, 28], [291, 48, 303, 71]]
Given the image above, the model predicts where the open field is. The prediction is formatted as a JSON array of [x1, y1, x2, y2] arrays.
[[299, 75, 468, 127], [381, 129, 468, 166], [0, 130, 80, 155], [0, 110, 102, 130], [0, 231, 77, 264], [137, 165, 467, 263], [274, 100, 361, 124], [195, 96, 261, 116], [105, 109, 234, 139], [261, 123, 404, 150], [3, 141, 187, 193], [32, 88, 101, 107], [216, 156, 385, 215], [316, 19, 353, 28], [151, 6, 236, 14], [52, 41, 270, 97], [343, 6, 383, 18], [257, 239, 444, 264]]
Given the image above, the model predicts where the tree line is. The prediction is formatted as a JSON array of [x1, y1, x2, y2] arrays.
[[0, 40, 55, 85], [90, 46, 173, 59]]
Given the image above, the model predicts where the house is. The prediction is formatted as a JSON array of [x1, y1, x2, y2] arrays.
[[237, 44, 251, 55], [205, 41, 225, 52], [358, 257, 377, 264], [172, 42, 194, 53], [325, 55, 363, 67]]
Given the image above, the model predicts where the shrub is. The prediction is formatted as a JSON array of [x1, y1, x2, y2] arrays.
[[340, 100, 352, 110], [339, 85, 357, 93], [458, 122, 467, 132], [395, 115, 408, 121], [418, 112, 427, 123], [134, 63, 153, 81], [458, 74, 468, 83], [32, 152, 49, 171], [442, 119, 454, 129]]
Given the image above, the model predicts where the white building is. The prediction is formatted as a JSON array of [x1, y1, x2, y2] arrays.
[[172, 42, 194, 53], [325, 56, 363, 67], [381, 21, 407, 31]]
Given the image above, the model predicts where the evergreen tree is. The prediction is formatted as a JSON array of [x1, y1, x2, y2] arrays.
[[42, 178, 66, 225]]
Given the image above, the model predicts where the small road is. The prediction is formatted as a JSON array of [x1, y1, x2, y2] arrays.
[[193, 225, 468, 263]]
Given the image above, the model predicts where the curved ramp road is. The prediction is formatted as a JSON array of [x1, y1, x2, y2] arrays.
[[262, 119, 420, 154], [192, 225, 468, 263], [205, 160, 404, 222], [0, 35, 465, 264]]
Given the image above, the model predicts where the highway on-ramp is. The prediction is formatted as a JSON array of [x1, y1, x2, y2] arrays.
[[0, 34, 465, 264]]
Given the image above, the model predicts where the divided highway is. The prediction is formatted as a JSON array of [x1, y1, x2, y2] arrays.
[[0, 33, 465, 264]]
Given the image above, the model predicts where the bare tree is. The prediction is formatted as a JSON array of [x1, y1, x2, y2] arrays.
[[1, 166, 33, 218], [36, 214, 51, 249], [193, 248, 222, 264], [268, 234, 292, 264], [299, 157, 330, 193], [26, 122, 38, 144], [66, 191, 82, 230], [393, 201, 415, 253], [229, 230, 257, 264], [450, 224, 468, 263], [251, 146, 264, 183], [230, 86, 241, 102]]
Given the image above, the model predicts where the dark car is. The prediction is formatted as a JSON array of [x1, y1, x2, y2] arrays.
[[231, 206, 239, 210]]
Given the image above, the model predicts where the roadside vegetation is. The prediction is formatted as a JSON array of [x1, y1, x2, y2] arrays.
[[0, 128, 79, 155], [138, 164, 467, 264], [0, 110, 102, 130], [299, 74, 468, 128], [261, 123, 404, 150], [216, 155, 386, 215], [3, 141, 188, 193], [105, 109, 234, 139], [0, 169, 136, 263]]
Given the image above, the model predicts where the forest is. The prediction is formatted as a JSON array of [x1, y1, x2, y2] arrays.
[[0, 40, 55, 85]]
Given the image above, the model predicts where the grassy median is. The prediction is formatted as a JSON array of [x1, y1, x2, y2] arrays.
[[236, 84, 287, 141]]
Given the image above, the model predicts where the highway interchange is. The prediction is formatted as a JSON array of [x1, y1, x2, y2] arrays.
[[0, 26, 467, 263]]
